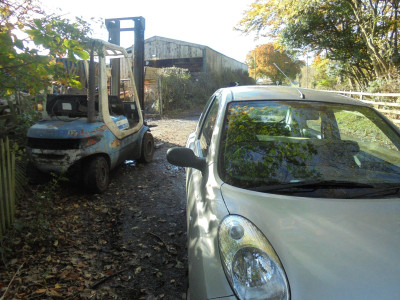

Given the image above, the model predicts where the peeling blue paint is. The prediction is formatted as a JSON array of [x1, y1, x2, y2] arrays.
[[27, 116, 147, 174]]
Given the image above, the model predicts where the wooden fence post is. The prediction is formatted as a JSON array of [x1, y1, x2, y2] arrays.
[[0, 139, 5, 239], [0, 137, 16, 239]]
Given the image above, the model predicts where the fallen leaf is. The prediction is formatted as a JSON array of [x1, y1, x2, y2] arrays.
[[16, 292, 28, 298], [54, 283, 64, 289], [175, 261, 184, 269], [48, 289, 62, 297]]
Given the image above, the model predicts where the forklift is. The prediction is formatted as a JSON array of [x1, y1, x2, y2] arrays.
[[26, 17, 154, 193]]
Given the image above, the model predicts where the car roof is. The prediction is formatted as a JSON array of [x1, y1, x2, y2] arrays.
[[223, 85, 369, 106]]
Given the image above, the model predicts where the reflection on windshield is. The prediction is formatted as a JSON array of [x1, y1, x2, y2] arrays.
[[219, 101, 400, 197]]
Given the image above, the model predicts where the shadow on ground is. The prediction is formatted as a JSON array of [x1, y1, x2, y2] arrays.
[[0, 113, 199, 300]]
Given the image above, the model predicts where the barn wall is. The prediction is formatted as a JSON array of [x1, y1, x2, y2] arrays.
[[145, 36, 204, 60], [143, 36, 248, 74], [204, 48, 248, 74]]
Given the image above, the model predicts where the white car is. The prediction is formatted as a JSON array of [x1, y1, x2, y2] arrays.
[[167, 86, 400, 300]]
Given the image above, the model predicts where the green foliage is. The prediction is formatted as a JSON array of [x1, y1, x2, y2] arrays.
[[309, 56, 339, 90], [221, 104, 319, 187], [0, 0, 92, 97], [34, 172, 68, 202], [0, 94, 42, 145], [212, 69, 255, 88], [237, 0, 400, 90], [158, 67, 254, 112], [13, 110, 39, 145], [189, 72, 216, 101], [366, 75, 400, 93], [158, 67, 191, 111]]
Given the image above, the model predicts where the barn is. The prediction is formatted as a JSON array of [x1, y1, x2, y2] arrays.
[[129, 36, 248, 74], [127, 36, 249, 113]]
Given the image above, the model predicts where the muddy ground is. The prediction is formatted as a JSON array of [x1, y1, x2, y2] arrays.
[[0, 112, 200, 299]]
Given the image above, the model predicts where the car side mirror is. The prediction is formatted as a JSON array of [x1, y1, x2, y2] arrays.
[[166, 147, 207, 173]]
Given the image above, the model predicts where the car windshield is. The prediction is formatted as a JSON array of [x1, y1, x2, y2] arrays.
[[219, 100, 400, 198]]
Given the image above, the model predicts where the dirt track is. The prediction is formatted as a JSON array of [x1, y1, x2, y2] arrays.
[[0, 112, 200, 299]]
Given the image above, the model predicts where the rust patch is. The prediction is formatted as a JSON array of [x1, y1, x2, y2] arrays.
[[111, 139, 120, 148], [97, 125, 107, 133]]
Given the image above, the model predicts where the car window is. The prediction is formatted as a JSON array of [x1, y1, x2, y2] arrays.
[[335, 110, 398, 151], [219, 100, 400, 197], [195, 93, 218, 137], [199, 94, 220, 157]]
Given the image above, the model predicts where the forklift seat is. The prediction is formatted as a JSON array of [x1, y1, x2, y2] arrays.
[[108, 96, 125, 115]]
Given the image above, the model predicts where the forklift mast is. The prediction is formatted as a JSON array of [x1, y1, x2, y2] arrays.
[[105, 17, 145, 115]]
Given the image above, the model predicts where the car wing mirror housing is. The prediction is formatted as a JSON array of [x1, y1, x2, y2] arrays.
[[166, 147, 207, 173]]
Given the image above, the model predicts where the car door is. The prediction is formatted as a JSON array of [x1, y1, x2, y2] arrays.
[[185, 92, 222, 295], [186, 91, 221, 227]]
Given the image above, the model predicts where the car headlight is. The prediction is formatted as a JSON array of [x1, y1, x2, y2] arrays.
[[218, 215, 289, 300]]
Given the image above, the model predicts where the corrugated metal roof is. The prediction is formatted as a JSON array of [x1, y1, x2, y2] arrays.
[[128, 35, 247, 66], [146, 36, 207, 50]]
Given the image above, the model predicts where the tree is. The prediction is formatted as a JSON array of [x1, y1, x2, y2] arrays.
[[310, 56, 339, 90], [236, 0, 400, 90], [245, 43, 303, 84], [0, 0, 91, 97]]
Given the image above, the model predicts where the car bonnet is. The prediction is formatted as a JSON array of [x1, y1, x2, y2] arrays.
[[220, 183, 400, 300]]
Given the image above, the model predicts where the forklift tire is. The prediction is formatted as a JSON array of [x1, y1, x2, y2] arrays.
[[84, 156, 109, 193], [139, 132, 155, 163]]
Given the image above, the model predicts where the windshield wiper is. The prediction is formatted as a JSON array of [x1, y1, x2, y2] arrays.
[[250, 180, 375, 193], [350, 185, 400, 199]]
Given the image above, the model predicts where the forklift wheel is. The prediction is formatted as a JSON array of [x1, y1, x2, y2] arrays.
[[84, 156, 110, 193], [139, 132, 155, 163]]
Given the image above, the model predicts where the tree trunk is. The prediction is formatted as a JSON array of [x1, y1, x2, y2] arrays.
[[347, 0, 391, 79]]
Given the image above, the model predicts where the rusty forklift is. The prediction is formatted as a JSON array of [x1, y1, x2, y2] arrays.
[[26, 17, 154, 193]]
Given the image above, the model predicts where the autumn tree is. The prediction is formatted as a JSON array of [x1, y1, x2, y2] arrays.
[[246, 43, 303, 84], [236, 0, 400, 90], [309, 56, 340, 90], [0, 0, 91, 98]]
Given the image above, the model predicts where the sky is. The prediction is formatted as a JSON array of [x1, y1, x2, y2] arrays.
[[40, 0, 267, 63]]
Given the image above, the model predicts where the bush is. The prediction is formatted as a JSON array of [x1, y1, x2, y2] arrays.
[[157, 67, 255, 113], [367, 74, 400, 93], [0, 94, 41, 147], [158, 67, 191, 111]]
